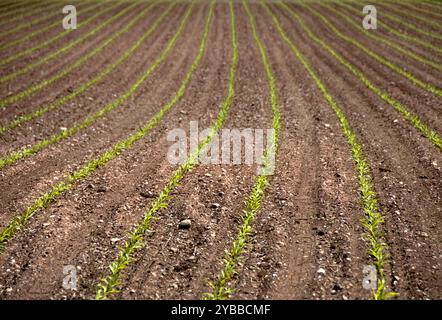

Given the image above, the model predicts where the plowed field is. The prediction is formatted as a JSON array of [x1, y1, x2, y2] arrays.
[[0, 0, 440, 300]]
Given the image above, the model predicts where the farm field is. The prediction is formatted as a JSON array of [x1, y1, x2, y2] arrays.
[[0, 0, 440, 301]]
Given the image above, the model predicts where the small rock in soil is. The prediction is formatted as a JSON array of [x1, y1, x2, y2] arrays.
[[210, 203, 220, 209], [140, 191, 155, 198], [178, 219, 191, 230], [169, 247, 178, 253], [317, 268, 326, 275], [333, 283, 343, 291]]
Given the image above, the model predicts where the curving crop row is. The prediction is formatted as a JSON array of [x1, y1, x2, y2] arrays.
[[271, 1, 395, 300], [0, 0, 36, 13], [0, 1, 19, 10], [0, 2, 180, 170], [0, 0, 121, 64], [0, 0, 32, 12], [0, 3, 80, 39], [419, 1, 442, 11], [318, 2, 442, 73], [0, 4, 194, 254], [0, 1, 138, 107], [0, 0, 103, 52], [94, 1, 229, 300], [204, 0, 280, 300], [0, 3, 171, 135], [375, 0, 442, 30], [400, 1, 442, 18], [347, 0, 442, 41], [0, 0, 48, 21], [0, 0, 63, 37], [338, 2, 442, 55], [283, 2, 442, 152], [298, 2, 442, 98], [0, 1, 134, 86]]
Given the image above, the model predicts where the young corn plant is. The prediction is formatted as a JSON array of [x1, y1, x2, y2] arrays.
[[0, 2, 172, 135], [339, 2, 442, 55], [284, 2, 442, 152], [319, 2, 442, 73], [268, 2, 398, 299], [96, 1, 227, 299], [0, 4, 194, 251], [0, 3, 189, 171], [204, 0, 281, 300], [299, 2, 442, 98], [0, 1, 136, 87]]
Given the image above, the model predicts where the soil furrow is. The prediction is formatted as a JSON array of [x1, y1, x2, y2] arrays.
[[372, 1, 442, 32], [232, 3, 369, 301], [116, 2, 272, 300], [0, 2, 138, 96], [0, 3, 207, 299], [0, 1, 55, 27], [283, 4, 442, 134], [0, 1, 105, 56], [0, 3, 181, 155], [0, 0, 118, 58], [317, 2, 442, 72], [0, 4, 188, 228], [346, 1, 442, 41], [335, 2, 442, 60], [0, 1, 35, 13], [399, 2, 442, 20], [273, 3, 442, 300], [0, 0, 88, 44], [0, 0, 439, 301]]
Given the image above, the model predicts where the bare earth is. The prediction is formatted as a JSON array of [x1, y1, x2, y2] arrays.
[[0, 0, 440, 300]]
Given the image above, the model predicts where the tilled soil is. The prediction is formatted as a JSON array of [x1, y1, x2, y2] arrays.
[[0, 1, 440, 300], [330, 2, 442, 64]]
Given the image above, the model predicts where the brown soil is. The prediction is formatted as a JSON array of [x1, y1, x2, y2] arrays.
[[0, 1, 440, 300], [327, 2, 442, 67]]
